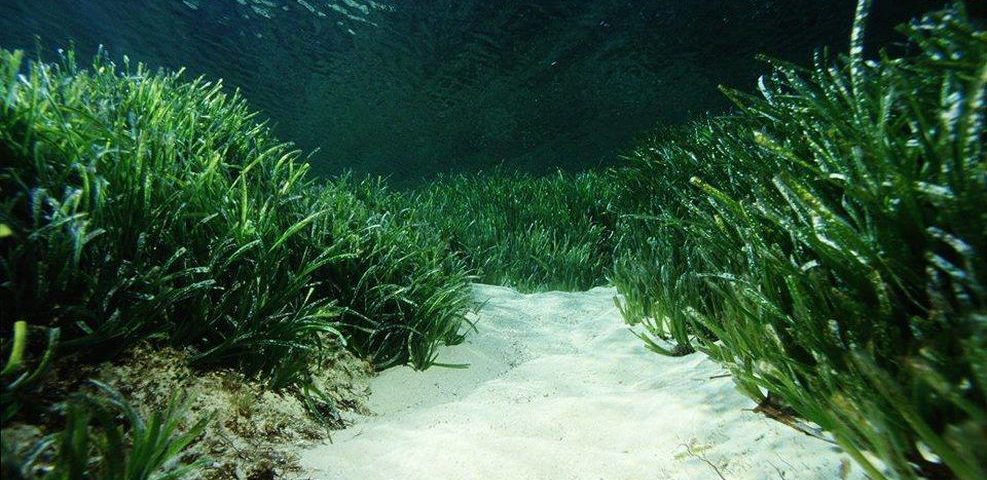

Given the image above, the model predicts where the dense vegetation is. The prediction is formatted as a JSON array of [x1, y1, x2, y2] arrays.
[[1, 1, 984, 479], [0, 49, 471, 476], [398, 3, 986, 478], [401, 170, 619, 292], [613, 4, 985, 478]]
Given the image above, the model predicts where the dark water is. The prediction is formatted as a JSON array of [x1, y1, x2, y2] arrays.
[[0, 0, 963, 184]]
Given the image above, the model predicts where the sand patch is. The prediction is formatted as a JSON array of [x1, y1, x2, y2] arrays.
[[300, 284, 864, 480]]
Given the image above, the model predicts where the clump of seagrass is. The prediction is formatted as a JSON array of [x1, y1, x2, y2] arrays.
[[613, 2, 986, 478], [398, 169, 620, 292], [1, 46, 471, 475], [0, 47, 472, 378]]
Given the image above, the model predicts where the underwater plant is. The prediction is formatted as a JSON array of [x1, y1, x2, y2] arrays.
[[2, 381, 207, 480], [613, 2, 986, 478], [400, 169, 619, 292], [0, 43, 475, 478], [0, 47, 472, 380], [1, 321, 59, 423]]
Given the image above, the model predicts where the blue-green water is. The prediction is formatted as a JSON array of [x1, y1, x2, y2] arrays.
[[0, 0, 965, 183]]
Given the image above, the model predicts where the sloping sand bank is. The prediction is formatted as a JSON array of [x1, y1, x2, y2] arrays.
[[301, 285, 861, 480]]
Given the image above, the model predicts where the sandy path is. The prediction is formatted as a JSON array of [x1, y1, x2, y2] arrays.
[[300, 284, 861, 480]]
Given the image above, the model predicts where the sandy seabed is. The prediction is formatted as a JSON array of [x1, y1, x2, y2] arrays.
[[300, 284, 862, 480]]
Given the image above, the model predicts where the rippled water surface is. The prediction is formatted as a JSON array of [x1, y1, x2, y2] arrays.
[[0, 0, 958, 182]]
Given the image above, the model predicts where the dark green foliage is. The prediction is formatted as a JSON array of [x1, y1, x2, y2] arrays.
[[2, 381, 207, 479], [0, 45, 474, 479], [0, 48, 472, 382], [1, 321, 59, 422], [613, 3, 986, 478], [402, 170, 618, 292], [611, 120, 760, 356], [313, 177, 475, 368]]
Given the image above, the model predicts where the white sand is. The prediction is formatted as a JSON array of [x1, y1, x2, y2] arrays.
[[300, 284, 862, 480]]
